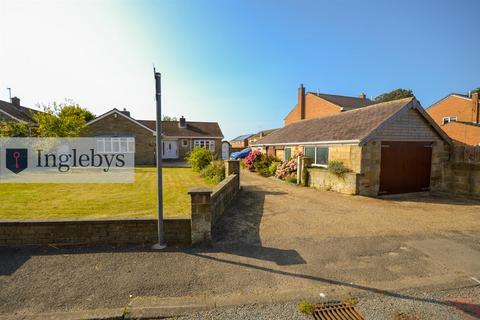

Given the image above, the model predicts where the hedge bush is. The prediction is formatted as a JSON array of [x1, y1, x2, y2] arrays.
[[186, 147, 214, 172], [200, 160, 225, 184]]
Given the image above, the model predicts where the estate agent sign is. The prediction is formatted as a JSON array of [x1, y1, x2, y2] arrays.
[[0, 138, 135, 183]]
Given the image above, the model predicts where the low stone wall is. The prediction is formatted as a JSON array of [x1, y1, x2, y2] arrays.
[[189, 160, 240, 244], [436, 162, 480, 198], [307, 167, 359, 195], [0, 218, 191, 247]]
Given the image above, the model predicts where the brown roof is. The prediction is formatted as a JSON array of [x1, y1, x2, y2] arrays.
[[138, 120, 224, 138], [255, 98, 418, 145], [0, 99, 41, 123], [311, 92, 375, 110]]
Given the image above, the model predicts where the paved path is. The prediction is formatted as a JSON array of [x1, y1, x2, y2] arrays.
[[1, 170, 479, 318]]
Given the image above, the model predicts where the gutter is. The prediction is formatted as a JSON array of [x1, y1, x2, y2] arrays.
[[252, 139, 360, 147]]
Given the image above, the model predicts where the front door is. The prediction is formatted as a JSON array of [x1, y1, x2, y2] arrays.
[[162, 141, 178, 159]]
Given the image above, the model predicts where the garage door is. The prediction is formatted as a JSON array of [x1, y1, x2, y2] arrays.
[[379, 141, 432, 195]]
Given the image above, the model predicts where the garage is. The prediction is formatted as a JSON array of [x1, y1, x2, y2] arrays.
[[379, 141, 433, 195]]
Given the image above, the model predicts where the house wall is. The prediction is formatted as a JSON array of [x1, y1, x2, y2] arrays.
[[284, 94, 342, 126], [308, 168, 359, 194], [440, 122, 480, 146], [230, 139, 248, 149], [86, 113, 156, 165], [427, 95, 478, 125]]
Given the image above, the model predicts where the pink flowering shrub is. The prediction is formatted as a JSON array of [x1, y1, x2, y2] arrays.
[[244, 150, 263, 171], [274, 150, 304, 180]]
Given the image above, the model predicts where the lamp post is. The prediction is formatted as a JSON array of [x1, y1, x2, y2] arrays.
[[152, 70, 167, 250]]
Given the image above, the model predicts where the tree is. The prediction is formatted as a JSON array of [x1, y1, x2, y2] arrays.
[[33, 100, 95, 137], [471, 88, 480, 94], [375, 88, 414, 103], [162, 115, 177, 121], [0, 121, 30, 137]]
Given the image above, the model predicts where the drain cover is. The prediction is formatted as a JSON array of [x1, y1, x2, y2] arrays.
[[313, 302, 366, 320]]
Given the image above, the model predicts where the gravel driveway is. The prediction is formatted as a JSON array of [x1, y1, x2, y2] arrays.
[[0, 170, 479, 318]]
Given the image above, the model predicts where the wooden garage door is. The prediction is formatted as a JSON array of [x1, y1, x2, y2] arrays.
[[379, 141, 433, 195]]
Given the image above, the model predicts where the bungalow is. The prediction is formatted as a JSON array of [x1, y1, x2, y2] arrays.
[[0, 97, 42, 128], [86, 108, 224, 165], [254, 97, 452, 196], [426, 92, 480, 145]]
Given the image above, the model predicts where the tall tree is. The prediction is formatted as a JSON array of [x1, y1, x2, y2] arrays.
[[33, 100, 95, 137], [0, 121, 30, 137], [375, 88, 414, 103], [471, 88, 480, 94], [162, 115, 178, 121]]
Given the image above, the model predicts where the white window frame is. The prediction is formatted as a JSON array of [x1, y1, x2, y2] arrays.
[[97, 137, 135, 154], [194, 139, 215, 152], [442, 116, 457, 125], [303, 146, 329, 167]]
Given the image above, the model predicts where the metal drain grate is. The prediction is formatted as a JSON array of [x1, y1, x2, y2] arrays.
[[313, 302, 366, 320]]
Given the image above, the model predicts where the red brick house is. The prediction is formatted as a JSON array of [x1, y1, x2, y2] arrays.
[[230, 134, 254, 149], [426, 92, 480, 145], [284, 84, 374, 126], [86, 108, 224, 165]]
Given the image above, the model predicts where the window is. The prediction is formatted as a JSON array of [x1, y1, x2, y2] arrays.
[[97, 137, 135, 153], [194, 140, 215, 152], [182, 139, 188, 147], [442, 116, 457, 125], [303, 146, 329, 167], [284, 147, 292, 161]]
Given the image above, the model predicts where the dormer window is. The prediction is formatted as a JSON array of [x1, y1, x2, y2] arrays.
[[442, 116, 457, 125]]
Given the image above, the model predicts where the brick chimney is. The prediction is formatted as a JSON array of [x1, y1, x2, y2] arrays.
[[359, 92, 366, 99], [119, 108, 130, 117], [298, 84, 306, 120], [179, 116, 187, 128], [472, 92, 479, 123], [11, 96, 20, 107]]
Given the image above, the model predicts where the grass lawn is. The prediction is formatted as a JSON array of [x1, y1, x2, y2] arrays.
[[0, 167, 211, 220]]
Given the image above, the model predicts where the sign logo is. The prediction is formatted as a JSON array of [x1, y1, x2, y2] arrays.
[[6, 148, 28, 174]]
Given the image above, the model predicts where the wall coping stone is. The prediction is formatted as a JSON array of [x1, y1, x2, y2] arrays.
[[188, 188, 213, 195]]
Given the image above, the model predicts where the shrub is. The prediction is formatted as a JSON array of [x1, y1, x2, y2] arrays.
[[244, 150, 262, 171], [328, 160, 351, 176], [268, 161, 280, 176], [186, 147, 214, 172], [200, 160, 225, 184], [275, 158, 298, 179], [298, 300, 315, 315], [286, 174, 297, 184], [254, 154, 277, 176]]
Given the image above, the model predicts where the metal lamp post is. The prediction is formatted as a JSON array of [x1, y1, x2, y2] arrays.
[[152, 70, 167, 250]]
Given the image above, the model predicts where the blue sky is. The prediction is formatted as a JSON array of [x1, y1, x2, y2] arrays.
[[0, 0, 478, 139]]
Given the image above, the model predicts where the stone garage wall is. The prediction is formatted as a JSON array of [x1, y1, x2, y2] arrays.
[[435, 162, 480, 198], [0, 218, 191, 247]]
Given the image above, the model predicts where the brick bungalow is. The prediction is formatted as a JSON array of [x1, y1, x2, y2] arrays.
[[86, 108, 224, 165], [253, 97, 452, 196], [426, 92, 480, 145], [284, 84, 375, 126]]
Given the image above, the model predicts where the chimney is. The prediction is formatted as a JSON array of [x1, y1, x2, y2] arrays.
[[11, 96, 20, 107], [119, 108, 130, 117], [359, 92, 366, 99], [179, 116, 186, 128], [298, 84, 306, 120], [472, 92, 479, 123]]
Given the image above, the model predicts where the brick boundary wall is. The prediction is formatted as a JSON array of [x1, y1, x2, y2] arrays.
[[0, 218, 191, 247], [189, 160, 240, 244]]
